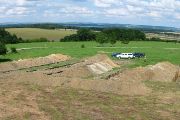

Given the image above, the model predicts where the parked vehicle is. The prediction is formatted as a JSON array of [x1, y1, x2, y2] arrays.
[[133, 53, 145, 58], [111, 53, 121, 58], [116, 53, 134, 59]]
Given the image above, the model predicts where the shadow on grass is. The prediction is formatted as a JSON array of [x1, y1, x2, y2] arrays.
[[0, 58, 12, 63]]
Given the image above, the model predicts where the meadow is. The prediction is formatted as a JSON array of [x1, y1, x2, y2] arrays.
[[1, 41, 180, 66], [6, 28, 77, 41]]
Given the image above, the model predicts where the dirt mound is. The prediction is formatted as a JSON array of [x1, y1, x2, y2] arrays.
[[39, 54, 118, 78], [86, 54, 118, 75], [144, 62, 180, 82], [110, 62, 180, 83], [1, 54, 178, 96], [0, 54, 70, 72]]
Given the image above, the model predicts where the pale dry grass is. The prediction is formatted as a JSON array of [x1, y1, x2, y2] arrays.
[[6, 28, 77, 41]]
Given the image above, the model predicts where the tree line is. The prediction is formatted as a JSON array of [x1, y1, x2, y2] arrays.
[[0, 28, 23, 55], [61, 28, 180, 45], [0, 28, 22, 44], [61, 28, 146, 45], [0, 28, 50, 55], [2, 23, 78, 30]]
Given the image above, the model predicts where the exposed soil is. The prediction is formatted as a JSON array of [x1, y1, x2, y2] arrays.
[[145, 62, 180, 82], [1, 54, 179, 96], [0, 80, 50, 120], [0, 54, 70, 72], [0, 54, 180, 119]]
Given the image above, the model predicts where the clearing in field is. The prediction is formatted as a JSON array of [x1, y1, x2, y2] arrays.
[[6, 28, 77, 41]]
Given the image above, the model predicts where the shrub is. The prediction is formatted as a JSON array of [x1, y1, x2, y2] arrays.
[[0, 42, 7, 55], [0, 28, 21, 44], [60, 28, 96, 42], [81, 44, 85, 48], [22, 38, 49, 43], [96, 32, 109, 46], [121, 40, 130, 44], [10, 47, 17, 53]]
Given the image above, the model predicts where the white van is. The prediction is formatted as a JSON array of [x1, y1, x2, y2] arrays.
[[116, 53, 134, 59]]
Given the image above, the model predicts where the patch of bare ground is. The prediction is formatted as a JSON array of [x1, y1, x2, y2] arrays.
[[1, 54, 180, 119], [0, 80, 50, 120], [144, 62, 180, 82], [1, 54, 180, 96], [0, 54, 70, 72]]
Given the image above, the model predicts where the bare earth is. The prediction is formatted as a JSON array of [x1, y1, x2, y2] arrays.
[[0, 54, 180, 120]]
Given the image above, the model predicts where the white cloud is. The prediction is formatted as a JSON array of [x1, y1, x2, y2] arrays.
[[0, 0, 40, 18], [147, 11, 162, 18], [16, 0, 27, 6], [175, 13, 180, 19], [44, 5, 94, 18], [105, 8, 129, 16], [0, 0, 180, 27], [93, 0, 119, 7], [61, 6, 93, 15]]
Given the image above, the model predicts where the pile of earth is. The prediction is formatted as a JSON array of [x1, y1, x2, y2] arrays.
[[110, 62, 180, 82], [1, 53, 179, 96], [15, 54, 150, 95], [145, 62, 180, 82], [85, 54, 118, 75], [40, 54, 119, 78], [64, 62, 180, 95], [0, 54, 70, 72]]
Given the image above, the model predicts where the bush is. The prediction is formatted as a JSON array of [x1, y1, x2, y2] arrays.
[[121, 40, 130, 44], [0, 42, 7, 55], [81, 44, 85, 48], [60, 28, 96, 42], [0, 28, 21, 44], [10, 47, 17, 53], [96, 32, 109, 46], [22, 38, 49, 43], [150, 37, 161, 41]]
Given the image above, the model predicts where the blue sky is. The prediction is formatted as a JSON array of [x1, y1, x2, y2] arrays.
[[0, 0, 180, 27]]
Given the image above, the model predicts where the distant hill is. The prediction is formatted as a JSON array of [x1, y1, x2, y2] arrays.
[[0, 23, 180, 32]]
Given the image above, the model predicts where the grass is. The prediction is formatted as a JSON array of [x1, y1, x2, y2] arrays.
[[1, 41, 179, 67], [6, 28, 76, 41], [34, 85, 180, 120], [25, 59, 79, 72], [144, 80, 180, 92]]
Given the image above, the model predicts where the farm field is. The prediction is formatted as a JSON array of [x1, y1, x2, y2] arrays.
[[146, 32, 180, 41], [6, 28, 77, 41], [1, 41, 180, 66]]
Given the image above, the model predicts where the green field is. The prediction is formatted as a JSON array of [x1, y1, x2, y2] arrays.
[[1, 41, 180, 66], [6, 28, 77, 41]]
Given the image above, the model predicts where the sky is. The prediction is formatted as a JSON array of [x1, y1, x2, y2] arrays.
[[0, 0, 180, 27]]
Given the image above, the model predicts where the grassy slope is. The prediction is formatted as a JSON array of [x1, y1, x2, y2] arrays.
[[2, 41, 180, 66], [6, 28, 77, 41]]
